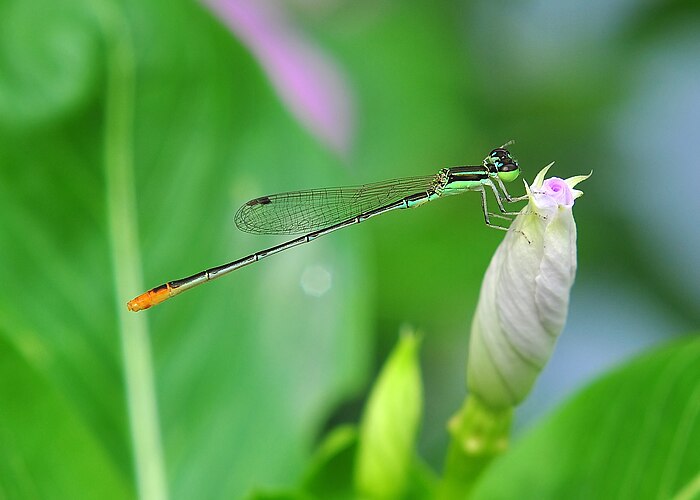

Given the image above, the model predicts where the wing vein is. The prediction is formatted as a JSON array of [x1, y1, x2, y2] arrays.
[[234, 174, 438, 235]]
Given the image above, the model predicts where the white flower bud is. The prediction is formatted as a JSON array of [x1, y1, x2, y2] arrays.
[[467, 164, 591, 409]]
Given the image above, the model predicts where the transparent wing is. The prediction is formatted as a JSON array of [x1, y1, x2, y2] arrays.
[[235, 174, 439, 235]]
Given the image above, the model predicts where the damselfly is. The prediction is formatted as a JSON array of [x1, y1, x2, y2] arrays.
[[127, 144, 526, 311]]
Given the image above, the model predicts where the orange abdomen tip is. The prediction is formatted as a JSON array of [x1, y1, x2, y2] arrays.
[[127, 283, 172, 312]]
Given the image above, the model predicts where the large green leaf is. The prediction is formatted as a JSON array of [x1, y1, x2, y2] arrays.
[[0, 0, 373, 498], [0, 335, 131, 499], [472, 336, 700, 499]]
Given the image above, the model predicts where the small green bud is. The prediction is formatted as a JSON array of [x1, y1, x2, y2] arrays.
[[355, 328, 423, 498]]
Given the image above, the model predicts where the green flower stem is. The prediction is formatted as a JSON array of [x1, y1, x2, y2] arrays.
[[97, 3, 168, 499], [439, 395, 512, 499]]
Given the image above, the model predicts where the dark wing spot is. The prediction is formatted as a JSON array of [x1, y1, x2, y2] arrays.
[[248, 196, 272, 206]]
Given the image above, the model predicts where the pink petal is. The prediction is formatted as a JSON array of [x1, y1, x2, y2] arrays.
[[542, 177, 574, 207], [204, 0, 355, 154]]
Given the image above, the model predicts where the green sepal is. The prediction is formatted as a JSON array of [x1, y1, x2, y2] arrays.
[[439, 395, 513, 499]]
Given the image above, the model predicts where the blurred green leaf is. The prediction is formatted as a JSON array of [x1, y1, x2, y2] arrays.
[[472, 336, 700, 499], [0, 0, 373, 497], [0, 0, 98, 129], [302, 425, 358, 500], [246, 491, 311, 500], [0, 334, 131, 499]]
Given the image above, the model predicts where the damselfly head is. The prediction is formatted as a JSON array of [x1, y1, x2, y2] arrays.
[[484, 147, 520, 182]]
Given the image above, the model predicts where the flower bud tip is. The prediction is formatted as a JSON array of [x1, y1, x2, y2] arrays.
[[532, 162, 555, 188]]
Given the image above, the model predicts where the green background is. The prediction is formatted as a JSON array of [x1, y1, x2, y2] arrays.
[[1, 0, 698, 498]]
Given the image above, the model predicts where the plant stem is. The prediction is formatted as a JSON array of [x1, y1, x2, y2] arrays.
[[438, 395, 512, 499], [99, 4, 169, 499]]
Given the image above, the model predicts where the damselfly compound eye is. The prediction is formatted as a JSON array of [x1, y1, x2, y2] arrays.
[[485, 148, 516, 171]]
